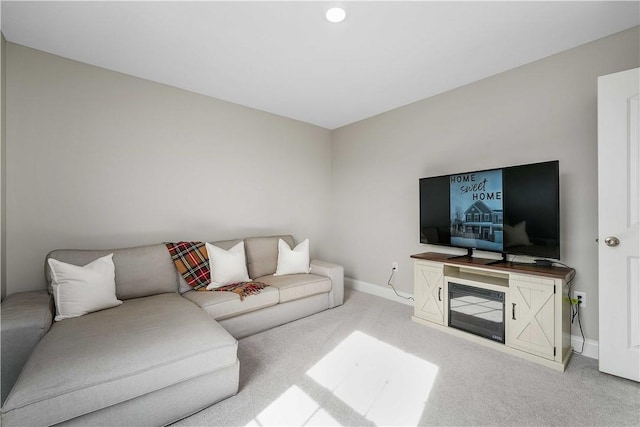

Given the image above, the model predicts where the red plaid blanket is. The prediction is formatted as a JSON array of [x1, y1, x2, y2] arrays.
[[215, 282, 268, 301], [165, 242, 210, 290]]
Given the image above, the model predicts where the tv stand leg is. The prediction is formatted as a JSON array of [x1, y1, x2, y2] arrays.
[[450, 248, 474, 260], [487, 253, 508, 265]]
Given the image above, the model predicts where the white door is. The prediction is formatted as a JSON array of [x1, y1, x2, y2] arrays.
[[598, 67, 640, 382]]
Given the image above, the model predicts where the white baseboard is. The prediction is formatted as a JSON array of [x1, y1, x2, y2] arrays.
[[345, 276, 600, 360], [571, 335, 599, 360], [344, 277, 414, 306]]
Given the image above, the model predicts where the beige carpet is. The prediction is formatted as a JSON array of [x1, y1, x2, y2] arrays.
[[173, 288, 640, 426]]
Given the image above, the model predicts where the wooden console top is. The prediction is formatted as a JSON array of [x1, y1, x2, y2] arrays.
[[410, 252, 574, 281]]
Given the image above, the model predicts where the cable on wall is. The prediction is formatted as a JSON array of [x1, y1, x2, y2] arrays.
[[388, 267, 414, 301]]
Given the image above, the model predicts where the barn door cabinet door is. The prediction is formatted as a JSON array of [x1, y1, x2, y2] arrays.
[[414, 261, 445, 325], [506, 275, 556, 360]]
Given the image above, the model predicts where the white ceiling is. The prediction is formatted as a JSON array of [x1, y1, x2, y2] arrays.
[[1, 1, 639, 129]]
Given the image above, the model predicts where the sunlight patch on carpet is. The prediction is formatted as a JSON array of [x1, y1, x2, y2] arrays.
[[306, 330, 438, 426], [246, 385, 340, 426]]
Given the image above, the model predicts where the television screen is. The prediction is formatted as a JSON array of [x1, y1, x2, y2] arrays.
[[420, 161, 560, 259]]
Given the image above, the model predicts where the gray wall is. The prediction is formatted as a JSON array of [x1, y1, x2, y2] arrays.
[[5, 27, 639, 344], [5, 43, 333, 295], [331, 27, 640, 342]]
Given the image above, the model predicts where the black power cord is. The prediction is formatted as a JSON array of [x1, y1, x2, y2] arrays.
[[560, 265, 585, 354], [574, 301, 586, 354], [387, 267, 414, 301]]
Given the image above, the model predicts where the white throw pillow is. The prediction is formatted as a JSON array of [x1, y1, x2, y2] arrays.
[[48, 254, 122, 321], [205, 241, 250, 289], [274, 238, 311, 276]]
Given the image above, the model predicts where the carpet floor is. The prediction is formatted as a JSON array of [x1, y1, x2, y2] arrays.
[[173, 288, 640, 426]]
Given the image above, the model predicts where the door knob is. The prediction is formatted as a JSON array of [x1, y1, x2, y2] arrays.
[[604, 236, 620, 247]]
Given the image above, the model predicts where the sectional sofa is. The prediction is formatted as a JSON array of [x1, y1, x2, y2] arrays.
[[0, 235, 344, 426]]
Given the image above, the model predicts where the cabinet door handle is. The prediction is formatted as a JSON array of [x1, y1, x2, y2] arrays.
[[438, 287, 442, 301], [512, 303, 516, 320]]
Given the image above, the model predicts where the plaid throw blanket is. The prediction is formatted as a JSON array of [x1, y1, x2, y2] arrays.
[[165, 242, 268, 301], [215, 282, 268, 301], [165, 242, 210, 290]]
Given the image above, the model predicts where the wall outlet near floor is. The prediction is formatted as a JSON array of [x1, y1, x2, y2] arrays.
[[392, 262, 399, 271], [574, 291, 586, 308]]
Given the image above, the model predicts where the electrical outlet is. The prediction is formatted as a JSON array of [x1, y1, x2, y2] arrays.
[[574, 291, 586, 308], [392, 262, 399, 271]]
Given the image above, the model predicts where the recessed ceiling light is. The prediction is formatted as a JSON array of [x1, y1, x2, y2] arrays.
[[325, 6, 346, 23]]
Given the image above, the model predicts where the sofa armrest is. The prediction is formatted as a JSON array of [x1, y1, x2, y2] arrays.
[[310, 260, 344, 308], [1, 290, 54, 405]]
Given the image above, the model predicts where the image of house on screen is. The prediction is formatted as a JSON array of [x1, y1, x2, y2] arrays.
[[457, 200, 503, 242], [450, 169, 504, 251]]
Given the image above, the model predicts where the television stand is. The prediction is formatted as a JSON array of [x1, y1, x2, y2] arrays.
[[410, 252, 573, 371]]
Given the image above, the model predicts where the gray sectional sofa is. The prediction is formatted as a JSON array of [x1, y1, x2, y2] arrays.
[[0, 235, 344, 426]]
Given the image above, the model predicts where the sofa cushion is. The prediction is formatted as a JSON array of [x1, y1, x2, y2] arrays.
[[183, 286, 279, 320], [256, 273, 332, 303], [245, 235, 295, 279], [46, 244, 178, 300], [1, 293, 237, 427]]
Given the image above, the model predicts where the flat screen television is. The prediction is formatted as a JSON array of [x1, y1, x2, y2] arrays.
[[419, 160, 560, 260]]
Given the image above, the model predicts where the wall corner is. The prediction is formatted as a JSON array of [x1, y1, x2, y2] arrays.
[[1, 32, 7, 301]]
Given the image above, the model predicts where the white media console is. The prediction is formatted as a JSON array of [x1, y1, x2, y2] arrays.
[[411, 252, 574, 371]]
